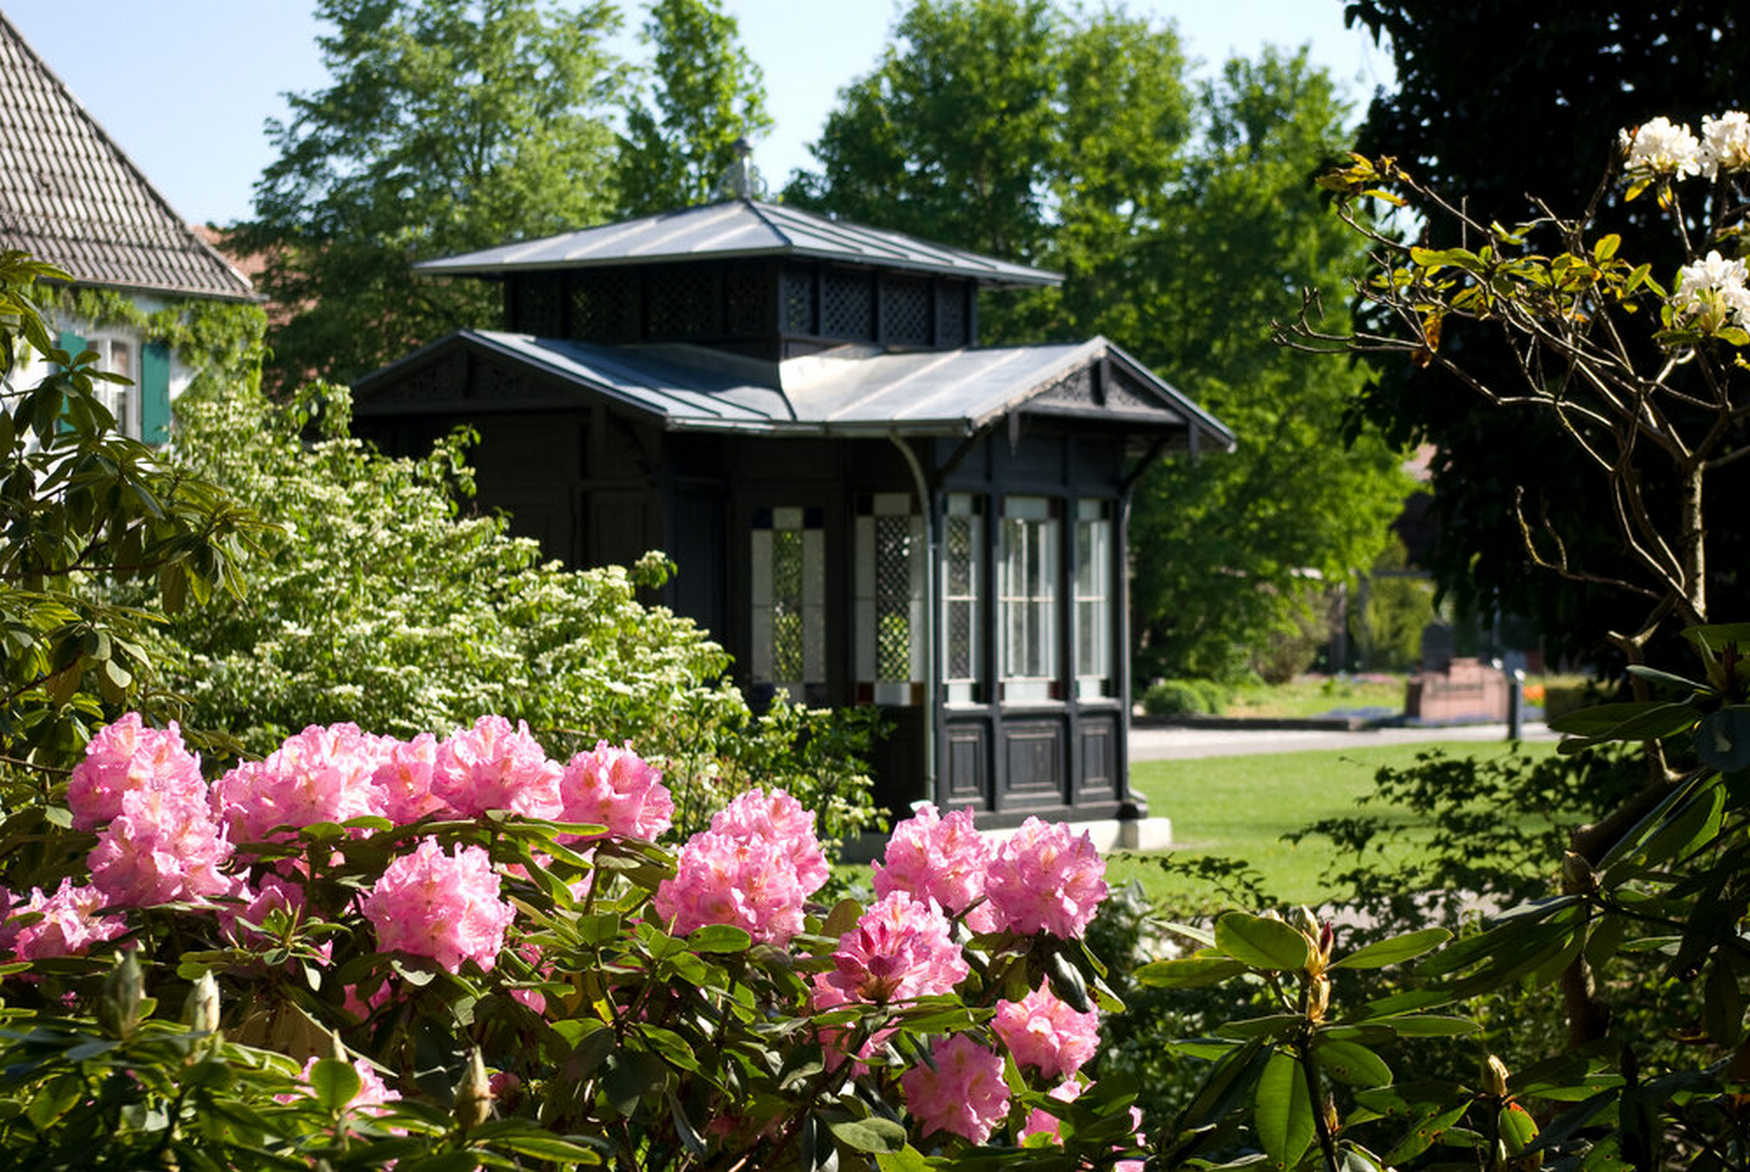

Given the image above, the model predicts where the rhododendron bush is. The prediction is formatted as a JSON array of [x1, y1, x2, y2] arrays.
[[0, 713, 1146, 1169]]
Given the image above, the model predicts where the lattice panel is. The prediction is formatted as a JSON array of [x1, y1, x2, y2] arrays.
[[936, 282, 968, 347], [569, 271, 630, 341], [646, 266, 716, 338], [781, 266, 815, 333], [946, 516, 973, 595], [771, 529, 804, 682], [947, 601, 974, 680], [874, 516, 913, 680], [880, 277, 931, 346], [725, 268, 767, 335], [515, 274, 566, 337], [822, 270, 873, 340]]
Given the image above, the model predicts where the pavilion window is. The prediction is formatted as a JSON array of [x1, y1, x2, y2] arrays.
[[855, 493, 925, 704], [999, 495, 1059, 701], [1075, 499, 1114, 698], [942, 494, 983, 703], [751, 506, 825, 703]]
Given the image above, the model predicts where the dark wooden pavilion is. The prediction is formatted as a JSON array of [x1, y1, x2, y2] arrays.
[[352, 193, 1233, 830]]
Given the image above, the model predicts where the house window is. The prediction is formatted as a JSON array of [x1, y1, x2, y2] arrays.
[[999, 496, 1059, 701], [1075, 500, 1114, 698], [751, 506, 825, 703], [855, 493, 924, 704], [91, 337, 137, 438], [942, 494, 983, 703]]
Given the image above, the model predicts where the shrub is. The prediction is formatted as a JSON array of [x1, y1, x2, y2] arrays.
[[1141, 679, 1214, 716]]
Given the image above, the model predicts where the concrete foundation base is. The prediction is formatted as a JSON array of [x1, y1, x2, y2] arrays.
[[838, 815, 1173, 863]]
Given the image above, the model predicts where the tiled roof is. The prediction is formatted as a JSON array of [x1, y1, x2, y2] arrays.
[[416, 199, 1062, 289], [0, 13, 253, 301]]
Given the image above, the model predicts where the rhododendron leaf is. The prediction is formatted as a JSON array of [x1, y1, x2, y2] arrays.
[[602, 1050, 668, 1115], [1046, 948, 1092, 1013], [309, 1057, 361, 1114], [1253, 1050, 1315, 1169], [1216, 912, 1315, 972], [822, 898, 863, 939], [688, 924, 753, 953], [1313, 1038, 1393, 1088], [389, 958, 436, 987], [299, 821, 347, 843], [401, 1153, 484, 1172], [825, 1115, 908, 1153], [874, 1147, 930, 1172], [341, 815, 394, 832], [1331, 928, 1453, 970]]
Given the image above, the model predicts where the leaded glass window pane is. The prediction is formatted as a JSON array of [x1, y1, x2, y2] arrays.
[[752, 507, 825, 701]]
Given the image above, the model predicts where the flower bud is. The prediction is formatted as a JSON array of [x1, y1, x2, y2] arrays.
[[454, 1047, 493, 1129], [1560, 851, 1598, 896], [181, 972, 221, 1035], [1483, 1053, 1511, 1098], [1291, 906, 1320, 941], [98, 951, 146, 1039], [1307, 974, 1331, 1022]]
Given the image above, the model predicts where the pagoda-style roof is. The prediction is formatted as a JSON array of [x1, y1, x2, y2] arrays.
[[415, 199, 1062, 289], [355, 329, 1235, 450], [0, 14, 254, 301]]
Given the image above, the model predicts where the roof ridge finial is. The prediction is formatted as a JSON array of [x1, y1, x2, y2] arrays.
[[714, 137, 765, 202]]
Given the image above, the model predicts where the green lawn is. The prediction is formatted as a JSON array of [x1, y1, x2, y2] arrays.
[[1108, 739, 1562, 910], [1218, 676, 1405, 719]]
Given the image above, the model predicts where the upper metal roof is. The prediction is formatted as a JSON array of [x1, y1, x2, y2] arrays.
[[355, 329, 1235, 451], [414, 199, 1063, 288], [0, 14, 254, 301]]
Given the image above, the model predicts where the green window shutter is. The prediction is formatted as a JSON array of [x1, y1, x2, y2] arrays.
[[55, 329, 86, 368], [140, 341, 172, 445]]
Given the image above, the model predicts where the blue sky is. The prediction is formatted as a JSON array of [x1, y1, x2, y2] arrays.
[[3, 0, 1393, 228]]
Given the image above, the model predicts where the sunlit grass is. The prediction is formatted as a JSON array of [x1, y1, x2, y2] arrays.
[[1107, 739, 1563, 910]]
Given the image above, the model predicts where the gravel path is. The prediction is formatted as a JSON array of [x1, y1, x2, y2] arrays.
[[1129, 720, 1558, 762]]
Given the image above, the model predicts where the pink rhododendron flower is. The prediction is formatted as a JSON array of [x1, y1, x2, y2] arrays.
[[824, 891, 968, 1005], [558, 742, 673, 841], [212, 723, 390, 845], [653, 830, 811, 945], [88, 783, 232, 907], [901, 1034, 1010, 1143], [985, 818, 1108, 937], [8, 878, 126, 961], [709, 788, 828, 893], [373, 732, 446, 824], [1018, 1079, 1145, 1169], [431, 716, 562, 820], [278, 1055, 402, 1117], [68, 713, 207, 832], [360, 838, 515, 972], [221, 873, 308, 946], [873, 803, 996, 931], [993, 982, 1100, 1079]]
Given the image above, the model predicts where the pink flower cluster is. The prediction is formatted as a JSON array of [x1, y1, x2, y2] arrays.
[[993, 982, 1100, 1080], [653, 789, 827, 946], [0, 879, 125, 961], [985, 818, 1109, 938], [873, 803, 996, 932], [278, 1055, 402, 1120], [359, 838, 516, 973], [900, 1034, 1011, 1143], [431, 716, 563, 820], [821, 891, 967, 1006], [70, 714, 233, 908], [1018, 1079, 1145, 1171], [558, 741, 673, 841], [211, 722, 387, 844]]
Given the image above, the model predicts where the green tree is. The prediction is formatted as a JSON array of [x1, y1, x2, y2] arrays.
[[614, 0, 772, 215], [1343, 2, 1750, 667], [231, 0, 624, 389], [0, 253, 256, 772], [790, 8, 1407, 681]]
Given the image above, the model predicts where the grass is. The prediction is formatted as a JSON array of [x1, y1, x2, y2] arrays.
[[1107, 739, 1563, 909]]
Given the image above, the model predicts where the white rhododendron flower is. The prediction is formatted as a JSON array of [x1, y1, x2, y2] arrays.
[[1672, 250, 1750, 333], [1701, 111, 1750, 179], [1621, 116, 1703, 179]]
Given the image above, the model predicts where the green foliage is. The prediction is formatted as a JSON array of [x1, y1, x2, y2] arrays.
[[614, 0, 771, 215], [1343, 2, 1750, 665], [152, 377, 881, 847], [790, 13, 1410, 684], [1351, 539, 1434, 672], [231, 0, 624, 388], [0, 761, 1137, 1169], [0, 252, 257, 771], [1140, 679, 1227, 717]]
